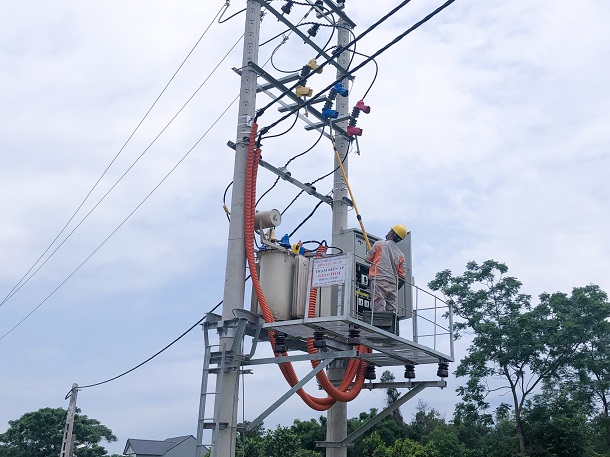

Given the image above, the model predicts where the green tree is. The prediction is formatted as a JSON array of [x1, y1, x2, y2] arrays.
[[0, 407, 117, 457], [236, 421, 266, 457], [288, 418, 325, 454], [406, 401, 445, 443], [522, 389, 593, 457], [380, 370, 403, 423], [262, 425, 304, 457], [428, 260, 610, 456], [564, 311, 610, 450]]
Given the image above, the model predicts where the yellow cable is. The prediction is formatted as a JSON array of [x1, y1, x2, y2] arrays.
[[331, 140, 372, 251]]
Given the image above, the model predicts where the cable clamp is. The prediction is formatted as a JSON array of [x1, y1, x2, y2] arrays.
[[238, 115, 253, 127]]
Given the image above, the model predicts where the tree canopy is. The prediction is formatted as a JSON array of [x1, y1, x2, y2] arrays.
[[428, 260, 610, 455], [0, 407, 118, 457]]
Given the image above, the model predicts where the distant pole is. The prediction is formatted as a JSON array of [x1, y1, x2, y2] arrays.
[[213, 2, 261, 457], [327, 15, 352, 457], [59, 383, 78, 457]]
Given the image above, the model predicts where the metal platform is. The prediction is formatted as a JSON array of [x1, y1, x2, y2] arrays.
[[263, 314, 453, 366]]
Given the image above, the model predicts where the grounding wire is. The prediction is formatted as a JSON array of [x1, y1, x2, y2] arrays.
[[0, 32, 245, 308], [0, 94, 240, 343], [351, 50, 379, 100], [0, 4, 227, 310]]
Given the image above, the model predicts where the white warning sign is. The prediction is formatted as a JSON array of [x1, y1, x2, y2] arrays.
[[312, 255, 347, 287]]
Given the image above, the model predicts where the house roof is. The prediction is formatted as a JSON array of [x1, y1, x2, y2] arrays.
[[123, 435, 194, 455]]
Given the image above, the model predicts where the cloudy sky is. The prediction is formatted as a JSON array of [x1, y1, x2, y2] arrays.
[[1, 0, 609, 454]]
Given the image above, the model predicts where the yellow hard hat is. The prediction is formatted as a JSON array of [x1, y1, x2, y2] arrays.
[[391, 224, 407, 240]]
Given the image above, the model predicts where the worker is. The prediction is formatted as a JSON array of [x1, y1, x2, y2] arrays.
[[366, 225, 407, 313]]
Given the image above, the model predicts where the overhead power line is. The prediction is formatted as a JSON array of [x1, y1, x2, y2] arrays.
[[70, 300, 222, 395], [0, 94, 240, 343], [257, 0, 457, 136], [0, 25, 242, 310]]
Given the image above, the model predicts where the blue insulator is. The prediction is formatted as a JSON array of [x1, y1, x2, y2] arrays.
[[334, 82, 348, 97], [279, 234, 291, 249], [322, 107, 339, 119]]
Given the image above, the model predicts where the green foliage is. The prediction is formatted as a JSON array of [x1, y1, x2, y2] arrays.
[[0, 407, 116, 457], [380, 370, 403, 423], [406, 401, 445, 442], [522, 389, 593, 457], [289, 418, 325, 452], [429, 260, 610, 455]]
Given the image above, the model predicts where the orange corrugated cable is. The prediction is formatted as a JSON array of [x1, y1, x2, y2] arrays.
[[244, 124, 368, 409]]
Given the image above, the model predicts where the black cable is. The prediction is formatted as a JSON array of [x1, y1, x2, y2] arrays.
[[70, 305, 216, 395], [219, 5, 246, 23], [281, 190, 305, 215], [223, 181, 233, 222], [284, 127, 325, 168], [279, 141, 350, 216], [257, 0, 457, 138], [255, 0, 415, 123], [351, 50, 378, 100], [66, 272, 253, 397], [259, 110, 299, 140], [289, 200, 325, 237], [0, 5, 227, 310], [256, 128, 324, 207], [311, 144, 350, 185], [0, 94, 241, 343]]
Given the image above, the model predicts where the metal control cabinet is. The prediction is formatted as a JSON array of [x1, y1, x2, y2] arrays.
[[333, 228, 413, 319]]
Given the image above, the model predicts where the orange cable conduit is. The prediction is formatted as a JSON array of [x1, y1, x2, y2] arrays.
[[243, 123, 369, 410]]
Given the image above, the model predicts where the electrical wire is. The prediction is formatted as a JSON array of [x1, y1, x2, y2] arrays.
[[63, 270, 252, 398], [289, 200, 325, 237], [0, 4, 227, 310], [218, 2, 246, 24], [281, 190, 305, 215], [256, 0, 457, 137], [256, 128, 325, 207], [279, 142, 350, 216], [70, 305, 216, 394], [0, 32, 245, 309], [351, 50, 378, 100], [259, 110, 299, 140], [255, 0, 415, 122], [223, 181, 233, 221], [0, 94, 241, 343]]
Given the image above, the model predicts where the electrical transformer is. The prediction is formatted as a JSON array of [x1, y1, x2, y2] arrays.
[[250, 228, 413, 323]]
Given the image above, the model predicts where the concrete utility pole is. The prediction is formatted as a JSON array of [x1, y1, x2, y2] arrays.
[[213, 2, 261, 457], [59, 383, 78, 457], [327, 18, 352, 457]]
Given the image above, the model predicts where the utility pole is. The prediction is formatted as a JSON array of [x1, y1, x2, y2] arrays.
[[327, 17, 352, 457], [59, 383, 78, 457], [212, 2, 261, 457]]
